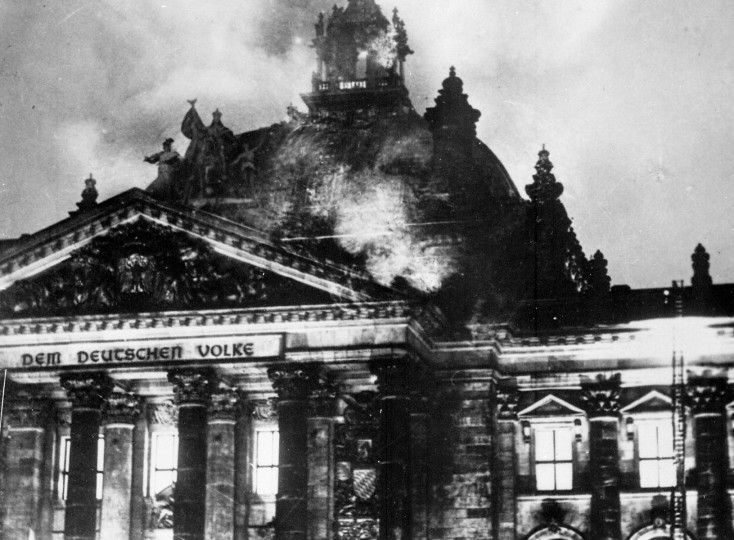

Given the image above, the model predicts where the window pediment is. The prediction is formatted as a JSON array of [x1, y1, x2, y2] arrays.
[[620, 390, 671, 415], [518, 394, 584, 418]]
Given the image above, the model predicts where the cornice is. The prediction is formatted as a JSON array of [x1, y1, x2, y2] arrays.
[[0, 190, 392, 302], [0, 300, 413, 338]]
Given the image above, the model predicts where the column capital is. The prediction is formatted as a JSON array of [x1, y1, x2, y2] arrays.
[[168, 368, 215, 405], [310, 379, 337, 417], [267, 363, 323, 401], [248, 398, 279, 421], [687, 375, 729, 415], [581, 373, 621, 417], [208, 385, 239, 421], [497, 387, 519, 421], [61, 372, 113, 410], [102, 392, 141, 425], [369, 357, 426, 397]]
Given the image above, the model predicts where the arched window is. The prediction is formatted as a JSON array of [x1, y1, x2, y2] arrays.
[[628, 524, 694, 540], [526, 525, 585, 540]]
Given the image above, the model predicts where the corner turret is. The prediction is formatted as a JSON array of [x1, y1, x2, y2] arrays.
[[69, 174, 99, 216], [424, 67, 481, 141]]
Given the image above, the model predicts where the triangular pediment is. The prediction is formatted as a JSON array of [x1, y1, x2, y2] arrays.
[[620, 390, 673, 414], [518, 394, 585, 417], [0, 189, 392, 316], [620, 391, 672, 414]]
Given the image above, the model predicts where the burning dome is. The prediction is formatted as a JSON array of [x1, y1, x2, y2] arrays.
[[145, 0, 590, 327]]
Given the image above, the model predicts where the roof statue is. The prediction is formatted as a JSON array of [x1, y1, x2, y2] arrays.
[[144, 138, 182, 201], [179, 102, 237, 201]]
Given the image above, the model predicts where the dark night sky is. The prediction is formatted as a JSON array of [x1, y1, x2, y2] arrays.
[[1, 0, 732, 289]]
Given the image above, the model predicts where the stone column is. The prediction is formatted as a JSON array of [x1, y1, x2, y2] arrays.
[[268, 364, 322, 540], [1, 392, 51, 540], [168, 368, 214, 540], [100, 393, 141, 540], [61, 373, 113, 540], [581, 374, 622, 540], [205, 385, 239, 540], [307, 380, 336, 540], [370, 359, 414, 540], [495, 388, 519, 540], [688, 375, 732, 540], [129, 406, 147, 540], [410, 379, 431, 540]]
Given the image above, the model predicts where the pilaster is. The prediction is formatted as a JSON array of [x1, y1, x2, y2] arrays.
[[409, 378, 431, 540], [370, 358, 417, 540], [687, 375, 731, 540], [495, 387, 518, 540], [581, 374, 622, 540], [1, 391, 51, 540]]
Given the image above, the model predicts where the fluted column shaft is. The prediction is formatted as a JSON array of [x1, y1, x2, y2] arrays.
[[100, 393, 141, 540], [371, 359, 415, 540], [61, 373, 113, 540], [688, 376, 732, 540], [205, 387, 238, 540], [582, 375, 622, 540], [168, 369, 213, 540], [268, 365, 323, 540], [1, 394, 51, 540]]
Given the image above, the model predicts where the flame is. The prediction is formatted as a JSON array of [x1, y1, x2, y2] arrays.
[[368, 28, 398, 70], [261, 119, 455, 294], [334, 172, 457, 293]]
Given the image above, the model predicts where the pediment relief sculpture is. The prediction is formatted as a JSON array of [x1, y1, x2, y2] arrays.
[[0, 220, 327, 316]]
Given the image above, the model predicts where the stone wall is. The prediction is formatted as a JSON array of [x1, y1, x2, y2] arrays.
[[428, 379, 493, 540]]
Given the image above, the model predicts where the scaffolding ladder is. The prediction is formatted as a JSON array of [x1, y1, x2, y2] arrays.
[[671, 281, 687, 540]]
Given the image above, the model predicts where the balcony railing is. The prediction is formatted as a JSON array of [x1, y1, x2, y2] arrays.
[[338, 80, 367, 90], [314, 77, 400, 93]]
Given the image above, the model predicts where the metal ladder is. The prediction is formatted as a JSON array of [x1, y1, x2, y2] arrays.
[[671, 281, 687, 540]]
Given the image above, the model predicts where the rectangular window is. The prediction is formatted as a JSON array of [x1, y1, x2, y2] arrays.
[[254, 429, 279, 495], [638, 421, 675, 488], [58, 435, 105, 500], [534, 427, 573, 491], [150, 432, 178, 497]]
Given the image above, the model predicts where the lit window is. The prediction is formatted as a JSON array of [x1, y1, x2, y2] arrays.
[[534, 427, 573, 491], [150, 433, 178, 497], [58, 435, 105, 500], [638, 421, 675, 488], [255, 429, 279, 495]]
